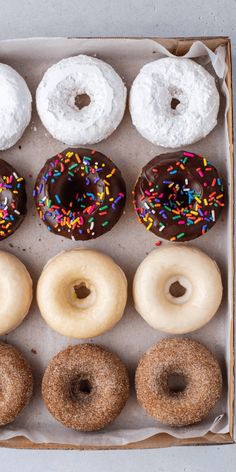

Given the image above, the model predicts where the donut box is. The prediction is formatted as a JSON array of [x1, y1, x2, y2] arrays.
[[0, 36, 234, 449]]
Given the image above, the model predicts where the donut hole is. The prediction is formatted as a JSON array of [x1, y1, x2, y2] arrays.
[[161, 181, 189, 208], [167, 373, 187, 394], [60, 178, 89, 211], [58, 177, 100, 212], [57, 174, 105, 212], [69, 279, 96, 309], [168, 86, 184, 113], [70, 376, 92, 400], [74, 282, 91, 299], [192, 181, 203, 199], [0, 188, 12, 206], [160, 177, 203, 210], [165, 275, 192, 305], [171, 97, 180, 110], [74, 93, 91, 110], [169, 281, 186, 298]]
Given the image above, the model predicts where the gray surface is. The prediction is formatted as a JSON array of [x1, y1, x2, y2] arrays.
[[0, 0, 235, 470]]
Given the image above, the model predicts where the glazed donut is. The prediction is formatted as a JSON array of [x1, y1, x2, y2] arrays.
[[0, 159, 27, 240], [42, 344, 129, 431], [0, 251, 33, 335], [34, 148, 126, 240], [0, 63, 32, 150], [135, 338, 222, 427], [36, 55, 127, 145], [133, 245, 222, 334], [133, 151, 224, 242], [37, 249, 127, 338], [0, 343, 33, 425], [130, 57, 219, 148]]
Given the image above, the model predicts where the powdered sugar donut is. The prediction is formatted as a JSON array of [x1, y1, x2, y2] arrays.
[[36, 55, 127, 145], [130, 58, 219, 148], [0, 64, 32, 150]]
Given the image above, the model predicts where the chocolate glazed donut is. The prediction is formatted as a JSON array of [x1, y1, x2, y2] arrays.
[[133, 151, 224, 242], [0, 159, 27, 240], [34, 148, 126, 240]]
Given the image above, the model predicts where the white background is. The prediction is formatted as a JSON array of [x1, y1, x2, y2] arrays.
[[0, 0, 235, 470]]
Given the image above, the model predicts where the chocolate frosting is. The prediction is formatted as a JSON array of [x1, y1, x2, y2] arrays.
[[0, 159, 26, 240], [34, 148, 126, 240], [134, 151, 224, 242]]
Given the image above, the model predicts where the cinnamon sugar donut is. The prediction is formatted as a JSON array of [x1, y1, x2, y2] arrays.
[[42, 344, 129, 431], [135, 338, 222, 427], [0, 343, 33, 425]]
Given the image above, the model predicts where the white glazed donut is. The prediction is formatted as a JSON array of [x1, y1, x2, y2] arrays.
[[36, 55, 127, 145], [0, 251, 33, 335], [129, 57, 219, 148], [0, 64, 32, 150], [133, 245, 222, 334], [37, 249, 127, 338]]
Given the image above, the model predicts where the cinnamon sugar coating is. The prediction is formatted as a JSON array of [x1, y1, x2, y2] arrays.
[[135, 338, 222, 427], [42, 344, 129, 431], [0, 343, 33, 425]]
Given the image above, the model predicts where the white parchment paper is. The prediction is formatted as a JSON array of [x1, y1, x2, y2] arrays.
[[0, 37, 232, 446]]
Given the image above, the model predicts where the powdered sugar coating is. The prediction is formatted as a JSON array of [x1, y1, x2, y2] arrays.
[[36, 55, 127, 145], [0, 64, 32, 150], [129, 58, 219, 148]]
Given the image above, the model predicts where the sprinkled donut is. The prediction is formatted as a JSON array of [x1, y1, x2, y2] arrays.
[[42, 344, 129, 431], [135, 338, 222, 427], [34, 148, 126, 240], [0, 159, 27, 240], [36, 55, 127, 145], [133, 151, 224, 242], [133, 245, 222, 334], [0, 343, 33, 425], [130, 57, 219, 148], [0, 63, 32, 150]]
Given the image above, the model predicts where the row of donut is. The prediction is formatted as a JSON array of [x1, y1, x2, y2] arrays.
[[2, 245, 222, 337], [0, 148, 224, 242], [0, 339, 222, 431], [0, 54, 219, 151]]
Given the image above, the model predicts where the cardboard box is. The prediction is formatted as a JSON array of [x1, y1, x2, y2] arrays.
[[0, 36, 234, 449]]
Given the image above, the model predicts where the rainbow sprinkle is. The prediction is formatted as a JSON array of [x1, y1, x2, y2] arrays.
[[0, 161, 26, 240], [34, 149, 126, 240], [134, 151, 225, 242]]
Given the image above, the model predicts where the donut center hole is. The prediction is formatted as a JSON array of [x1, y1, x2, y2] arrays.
[[70, 377, 92, 400], [165, 276, 192, 305], [168, 373, 187, 394], [161, 179, 202, 212], [169, 281, 186, 298], [74, 93, 91, 110], [0, 188, 12, 207], [167, 182, 191, 207], [171, 97, 180, 110], [59, 177, 95, 211], [74, 282, 91, 299]]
